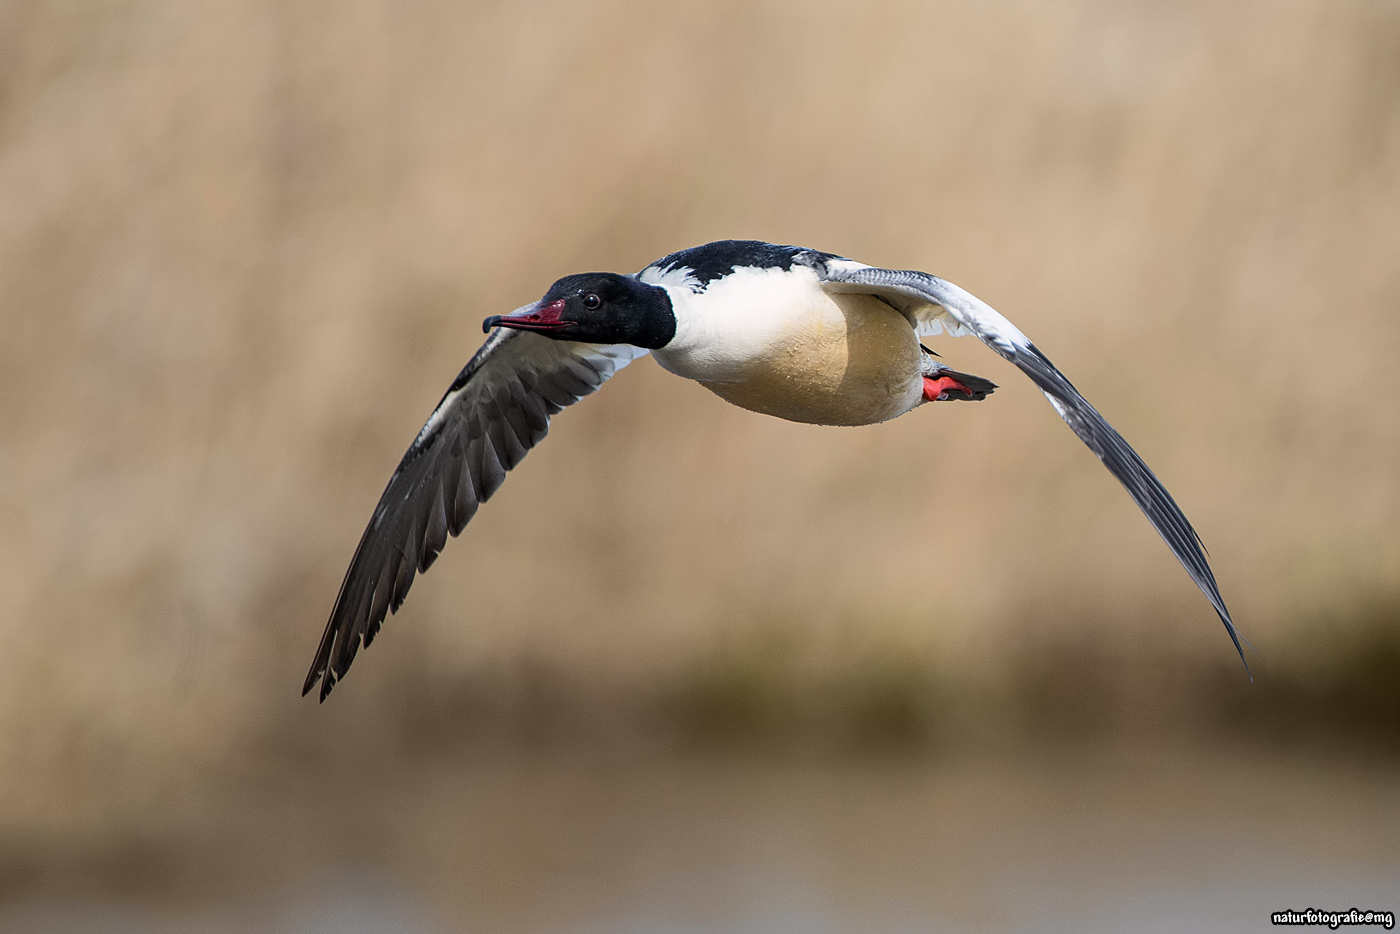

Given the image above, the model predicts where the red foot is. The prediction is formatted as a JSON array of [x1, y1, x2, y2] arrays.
[[923, 375, 974, 402]]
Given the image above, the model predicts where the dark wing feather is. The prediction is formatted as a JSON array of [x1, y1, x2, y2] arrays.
[[304, 329, 645, 700], [819, 261, 1248, 673]]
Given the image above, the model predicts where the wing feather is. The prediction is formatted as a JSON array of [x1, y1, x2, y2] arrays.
[[303, 329, 645, 699], [819, 261, 1248, 672]]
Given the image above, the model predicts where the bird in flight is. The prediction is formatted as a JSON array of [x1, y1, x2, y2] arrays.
[[304, 240, 1244, 700]]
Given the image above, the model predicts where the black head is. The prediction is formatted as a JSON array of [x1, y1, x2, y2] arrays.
[[483, 273, 675, 349]]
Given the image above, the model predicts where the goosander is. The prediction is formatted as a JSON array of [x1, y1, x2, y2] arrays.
[[304, 240, 1243, 700]]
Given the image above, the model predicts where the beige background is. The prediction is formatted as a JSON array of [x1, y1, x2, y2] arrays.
[[1, 1, 1397, 926]]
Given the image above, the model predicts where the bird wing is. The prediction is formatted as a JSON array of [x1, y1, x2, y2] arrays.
[[304, 326, 647, 700], [817, 259, 1246, 671]]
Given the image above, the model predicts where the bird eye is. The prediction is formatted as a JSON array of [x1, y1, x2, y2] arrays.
[[582, 293, 601, 310]]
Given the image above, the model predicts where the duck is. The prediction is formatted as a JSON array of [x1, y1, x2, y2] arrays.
[[304, 240, 1244, 700]]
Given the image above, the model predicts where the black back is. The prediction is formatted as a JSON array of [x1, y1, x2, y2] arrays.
[[644, 240, 838, 290]]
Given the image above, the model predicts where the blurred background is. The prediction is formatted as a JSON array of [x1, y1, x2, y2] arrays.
[[2, 0, 1398, 930]]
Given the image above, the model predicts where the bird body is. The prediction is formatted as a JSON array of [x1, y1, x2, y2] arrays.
[[304, 240, 1245, 700], [645, 260, 924, 425]]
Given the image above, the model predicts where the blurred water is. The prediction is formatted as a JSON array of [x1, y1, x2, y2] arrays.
[[3, 745, 1395, 933], [0, 876, 438, 934]]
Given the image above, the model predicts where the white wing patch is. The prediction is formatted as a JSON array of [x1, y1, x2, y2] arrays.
[[915, 313, 977, 340], [638, 263, 701, 292], [917, 276, 1032, 353], [819, 258, 982, 340], [581, 342, 651, 373], [821, 257, 873, 277]]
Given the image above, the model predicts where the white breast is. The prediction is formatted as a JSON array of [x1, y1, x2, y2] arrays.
[[648, 265, 924, 426]]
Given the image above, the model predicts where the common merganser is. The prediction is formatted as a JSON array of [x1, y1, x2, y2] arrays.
[[304, 240, 1244, 700]]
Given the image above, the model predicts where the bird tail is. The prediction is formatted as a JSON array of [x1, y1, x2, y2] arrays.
[[921, 361, 997, 402]]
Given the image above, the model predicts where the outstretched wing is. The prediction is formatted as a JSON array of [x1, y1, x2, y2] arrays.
[[304, 327, 646, 700], [819, 260, 1247, 672]]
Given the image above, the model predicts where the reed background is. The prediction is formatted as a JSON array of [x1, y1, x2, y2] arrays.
[[2, 0, 1398, 929]]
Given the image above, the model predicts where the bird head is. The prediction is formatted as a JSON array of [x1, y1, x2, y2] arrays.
[[484, 272, 675, 349]]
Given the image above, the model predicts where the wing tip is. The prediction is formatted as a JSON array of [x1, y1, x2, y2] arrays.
[[302, 656, 334, 701], [302, 624, 335, 700], [302, 657, 340, 701], [1216, 605, 1261, 683], [1225, 618, 1253, 682]]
